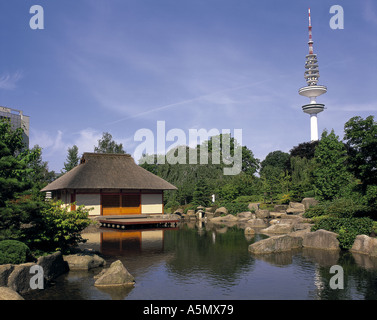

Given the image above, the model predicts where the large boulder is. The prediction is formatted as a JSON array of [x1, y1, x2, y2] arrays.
[[274, 204, 288, 212], [237, 211, 253, 220], [255, 209, 270, 219], [0, 264, 14, 286], [301, 198, 319, 210], [210, 214, 238, 223], [247, 218, 268, 227], [63, 253, 106, 270], [214, 207, 228, 216], [289, 228, 311, 239], [0, 287, 24, 300], [7, 263, 35, 294], [37, 251, 69, 281], [248, 235, 302, 254], [350, 235, 377, 257], [248, 203, 260, 212], [287, 202, 305, 215], [302, 229, 340, 250], [270, 212, 287, 219], [94, 260, 135, 287], [260, 223, 294, 234], [244, 227, 255, 235]]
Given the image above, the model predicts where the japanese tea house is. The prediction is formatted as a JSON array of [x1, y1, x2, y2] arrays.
[[41, 153, 177, 216]]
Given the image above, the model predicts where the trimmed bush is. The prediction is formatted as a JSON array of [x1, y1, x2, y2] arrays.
[[311, 216, 374, 249], [0, 240, 32, 264], [303, 198, 372, 219]]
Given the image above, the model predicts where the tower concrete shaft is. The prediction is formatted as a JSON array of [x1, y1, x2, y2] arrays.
[[298, 8, 327, 141]]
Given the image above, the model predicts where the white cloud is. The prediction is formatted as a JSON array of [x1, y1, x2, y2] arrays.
[[0, 71, 23, 90]]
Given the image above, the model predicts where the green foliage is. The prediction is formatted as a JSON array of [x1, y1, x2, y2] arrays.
[[192, 180, 212, 207], [304, 198, 372, 219], [313, 129, 353, 201], [344, 116, 377, 191], [366, 185, 377, 208], [0, 118, 51, 241], [63, 145, 80, 172], [219, 202, 249, 215], [290, 141, 319, 159], [25, 202, 92, 253], [311, 216, 374, 249], [260, 150, 290, 176], [94, 132, 126, 154], [140, 134, 260, 207], [234, 195, 262, 203], [0, 240, 33, 264], [290, 156, 316, 194]]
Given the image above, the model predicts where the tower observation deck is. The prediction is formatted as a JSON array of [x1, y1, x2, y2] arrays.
[[299, 8, 327, 141]]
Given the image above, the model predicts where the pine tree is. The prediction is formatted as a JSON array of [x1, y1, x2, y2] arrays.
[[0, 118, 44, 240], [192, 180, 212, 207], [63, 145, 80, 172]]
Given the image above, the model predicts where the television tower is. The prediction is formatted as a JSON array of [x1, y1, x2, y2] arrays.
[[299, 8, 327, 141]]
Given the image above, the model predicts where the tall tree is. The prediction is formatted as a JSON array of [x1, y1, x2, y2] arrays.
[[0, 119, 45, 240], [94, 132, 125, 154], [63, 145, 80, 172], [344, 115, 377, 192], [192, 180, 212, 207], [313, 129, 352, 201]]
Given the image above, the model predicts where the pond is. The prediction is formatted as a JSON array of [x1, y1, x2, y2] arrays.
[[23, 222, 377, 300]]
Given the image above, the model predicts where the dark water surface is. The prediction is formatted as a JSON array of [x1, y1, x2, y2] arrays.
[[24, 222, 377, 300]]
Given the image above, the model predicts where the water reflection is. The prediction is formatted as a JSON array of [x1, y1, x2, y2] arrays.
[[100, 230, 165, 255], [23, 222, 377, 300]]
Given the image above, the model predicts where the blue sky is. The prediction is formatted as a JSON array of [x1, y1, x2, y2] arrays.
[[0, 0, 376, 172]]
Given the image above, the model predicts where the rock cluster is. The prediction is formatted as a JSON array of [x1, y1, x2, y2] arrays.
[[248, 229, 340, 254], [0, 251, 69, 299], [0, 250, 114, 300]]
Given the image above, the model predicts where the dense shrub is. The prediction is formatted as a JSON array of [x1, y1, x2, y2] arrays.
[[0, 240, 33, 264], [24, 201, 92, 254], [303, 198, 372, 219], [220, 202, 249, 215], [234, 195, 262, 203], [311, 216, 374, 249]]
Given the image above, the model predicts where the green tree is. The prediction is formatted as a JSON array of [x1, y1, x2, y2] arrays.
[[63, 145, 80, 172], [192, 180, 212, 206], [260, 150, 290, 177], [94, 132, 125, 154], [0, 118, 44, 240], [205, 134, 260, 175], [260, 165, 283, 203], [289, 156, 316, 199], [0, 118, 91, 253], [344, 115, 377, 192], [290, 141, 319, 159], [313, 129, 352, 201]]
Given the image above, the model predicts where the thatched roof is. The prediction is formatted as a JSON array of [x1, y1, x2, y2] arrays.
[[41, 153, 177, 192]]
